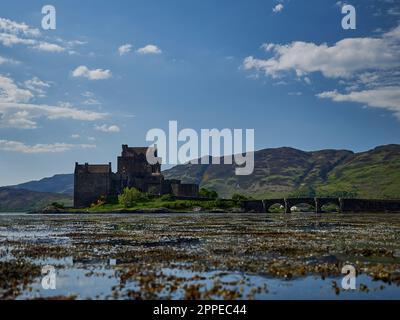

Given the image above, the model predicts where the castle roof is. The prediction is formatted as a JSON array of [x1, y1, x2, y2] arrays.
[[121, 145, 152, 157]]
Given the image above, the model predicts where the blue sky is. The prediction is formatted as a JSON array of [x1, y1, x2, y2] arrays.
[[0, 0, 400, 185]]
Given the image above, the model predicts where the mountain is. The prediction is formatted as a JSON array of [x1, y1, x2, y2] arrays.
[[316, 144, 400, 199], [4, 144, 400, 204], [9, 174, 74, 195], [0, 187, 72, 212], [164, 144, 400, 199]]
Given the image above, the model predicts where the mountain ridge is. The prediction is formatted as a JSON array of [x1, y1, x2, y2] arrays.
[[2, 144, 399, 211], [0, 187, 72, 212], [163, 144, 400, 199], [7, 174, 74, 195]]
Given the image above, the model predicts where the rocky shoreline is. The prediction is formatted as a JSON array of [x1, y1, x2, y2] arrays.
[[31, 205, 245, 214]]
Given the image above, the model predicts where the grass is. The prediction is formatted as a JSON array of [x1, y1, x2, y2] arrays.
[[68, 197, 239, 213]]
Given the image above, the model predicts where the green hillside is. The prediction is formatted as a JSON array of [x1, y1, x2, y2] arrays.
[[316, 145, 400, 198], [2, 144, 399, 212], [9, 174, 74, 195], [0, 188, 72, 212], [164, 145, 400, 199]]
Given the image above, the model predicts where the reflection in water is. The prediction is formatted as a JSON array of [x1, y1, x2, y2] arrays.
[[0, 212, 399, 300]]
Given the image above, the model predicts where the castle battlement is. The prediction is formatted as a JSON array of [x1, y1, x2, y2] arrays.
[[74, 145, 199, 208]]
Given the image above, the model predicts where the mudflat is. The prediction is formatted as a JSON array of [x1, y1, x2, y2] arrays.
[[0, 212, 399, 300]]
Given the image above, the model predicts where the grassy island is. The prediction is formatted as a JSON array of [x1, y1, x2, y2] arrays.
[[42, 188, 249, 214]]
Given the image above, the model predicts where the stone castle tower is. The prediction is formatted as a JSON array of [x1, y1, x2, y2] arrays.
[[74, 145, 199, 208]]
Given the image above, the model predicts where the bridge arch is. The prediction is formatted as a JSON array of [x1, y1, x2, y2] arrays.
[[263, 199, 286, 213], [315, 198, 341, 213], [285, 198, 316, 213]]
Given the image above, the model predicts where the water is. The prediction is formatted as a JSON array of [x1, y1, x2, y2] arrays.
[[1, 212, 399, 300]]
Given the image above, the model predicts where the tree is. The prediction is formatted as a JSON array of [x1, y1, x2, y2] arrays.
[[231, 193, 248, 201], [51, 202, 65, 209], [231, 193, 249, 206], [199, 188, 218, 199], [118, 188, 148, 208]]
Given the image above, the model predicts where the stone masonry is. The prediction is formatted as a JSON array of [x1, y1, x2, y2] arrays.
[[74, 145, 199, 208]]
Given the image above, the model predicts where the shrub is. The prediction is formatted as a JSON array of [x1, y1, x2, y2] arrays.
[[165, 201, 191, 210], [231, 193, 248, 201], [213, 199, 234, 209], [268, 203, 284, 213], [160, 194, 174, 202], [199, 188, 218, 199], [118, 188, 149, 208], [51, 202, 65, 209]]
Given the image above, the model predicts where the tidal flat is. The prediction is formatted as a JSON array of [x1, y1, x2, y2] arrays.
[[0, 212, 400, 300]]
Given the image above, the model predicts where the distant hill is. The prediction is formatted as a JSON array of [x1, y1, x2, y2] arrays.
[[0, 188, 72, 212], [3, 144, 399, 211], [9, 174, 74, 195], [164, 144, 400, 199]]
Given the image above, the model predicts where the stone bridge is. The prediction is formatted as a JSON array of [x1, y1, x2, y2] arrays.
[[242, 198, 400, 214]]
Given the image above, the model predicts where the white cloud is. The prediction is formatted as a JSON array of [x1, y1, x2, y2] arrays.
[[0, 75, 33, 103], [118, 43, 133, 56], [0, 140, 96, 154], [317, 86, 400, 119], [82, 91, 95, 98], [24, 77, 51, 97], [81, 91, 101, 105], [0, 102, 107, 129], [0, 18, 40, 37], [0, 32, 36, 47], [1, 102, 107, 120], [243, 24, 400, 121], [71, 134, 80, 139], [72, 65, 112, 80], [243, 25, 400, 79], [272, 4, 284, 13], [94, 124, 120, 133], [137, 44, 162, 55], [33, 42, 65, 52], [0, 55, 18, 65], [0, 32, 66, 53], [0, 18, 76, 54], [2, 111, 37, 129], [60, 39, 87, 46], [83, 98, 101, 106], [0, 74, 107, 129]]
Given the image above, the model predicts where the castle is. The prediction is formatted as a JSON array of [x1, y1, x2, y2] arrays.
[[74, 145, 199, 208]]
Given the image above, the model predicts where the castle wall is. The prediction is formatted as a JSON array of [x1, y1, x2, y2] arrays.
[[74, 145, 200, 208], [171, 183, 199, 198], [74, 164, 112, 208]]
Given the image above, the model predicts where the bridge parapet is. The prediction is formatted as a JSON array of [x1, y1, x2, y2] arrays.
[[243, 197, 400, 214], [242, 200, 265, 213], [340, 198, 400, 213]]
